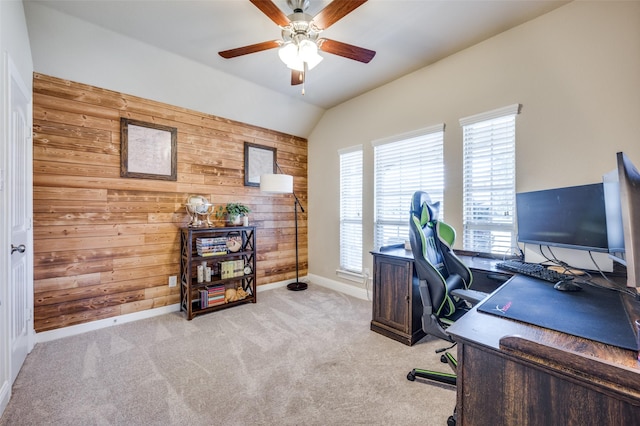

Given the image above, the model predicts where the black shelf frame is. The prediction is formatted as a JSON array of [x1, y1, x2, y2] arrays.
[[180, 226, 256, 320]]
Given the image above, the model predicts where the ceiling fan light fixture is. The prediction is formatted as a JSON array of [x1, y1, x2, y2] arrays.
[[278, 39, 323, 71], [285, 57, 304, 72], [298, 39, 318, 62], [220, 0, 375, 93], [305, 50, 323, 70], [278, 42, 298, 64], [287, 59, 305, 72]]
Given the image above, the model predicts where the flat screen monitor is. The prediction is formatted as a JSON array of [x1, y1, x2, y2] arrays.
[[516, 183, 609, 252], [606, 152, 640, 289], [603, 170, 625, 253]]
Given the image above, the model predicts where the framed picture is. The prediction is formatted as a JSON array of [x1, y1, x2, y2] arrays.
[[244, 142, 276, 187], [120, 118, 177, 181]]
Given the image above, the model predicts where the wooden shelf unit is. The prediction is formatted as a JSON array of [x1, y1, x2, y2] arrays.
[[180, 226, 256, 320]]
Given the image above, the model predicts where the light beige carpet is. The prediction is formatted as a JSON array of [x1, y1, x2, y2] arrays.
[[1, 285, 455, 425]]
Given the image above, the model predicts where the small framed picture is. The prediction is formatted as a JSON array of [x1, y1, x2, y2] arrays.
[[120, 118, 177, 181], [244, 142, 276, 187]]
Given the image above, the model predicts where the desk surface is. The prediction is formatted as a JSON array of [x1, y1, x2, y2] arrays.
[[448, 277, 640, 371], [477, 274, 638, 350], [373, 246, 506, 273], [449, 297, 640, 424]]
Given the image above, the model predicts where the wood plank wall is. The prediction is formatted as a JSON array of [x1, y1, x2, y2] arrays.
[[32, 73, 308, 332]]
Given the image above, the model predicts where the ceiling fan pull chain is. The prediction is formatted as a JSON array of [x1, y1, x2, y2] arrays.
[[301, 62, 307, 95]]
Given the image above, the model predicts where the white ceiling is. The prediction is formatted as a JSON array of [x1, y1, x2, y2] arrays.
[[28, 0, 570, 110]]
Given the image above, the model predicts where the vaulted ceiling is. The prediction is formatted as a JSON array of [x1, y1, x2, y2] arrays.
[[28, 0, 569, 110]]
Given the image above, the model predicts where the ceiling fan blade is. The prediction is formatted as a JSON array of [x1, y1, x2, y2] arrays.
[[219, 40, 281, 59], [291, 69, 304, 86], [318, 38, 376, 63], [249, 0, 291, 27], [312, 0, 368, 30]]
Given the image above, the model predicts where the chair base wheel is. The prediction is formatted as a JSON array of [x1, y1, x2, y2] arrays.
[[447, 415, 456, 426], [407, 370, 416, 381]]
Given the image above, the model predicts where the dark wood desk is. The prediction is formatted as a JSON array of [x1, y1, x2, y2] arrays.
[[370, 247, 511, 345], [447, 278, 640, 425]]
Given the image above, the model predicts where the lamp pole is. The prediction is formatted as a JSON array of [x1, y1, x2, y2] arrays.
[[270, 161, 307, 291], [287, 191, 307, 291]]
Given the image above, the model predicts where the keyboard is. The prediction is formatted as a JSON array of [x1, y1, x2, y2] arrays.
[[496, 259, 574, 283]]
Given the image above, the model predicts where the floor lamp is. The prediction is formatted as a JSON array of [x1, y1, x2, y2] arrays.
[[260, 164, 307, 291]]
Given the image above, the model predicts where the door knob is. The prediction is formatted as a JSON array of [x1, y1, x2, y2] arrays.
[[11, 244, 26, 254]]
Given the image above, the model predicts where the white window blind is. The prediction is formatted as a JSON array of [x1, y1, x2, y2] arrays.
[[339, 146, 363, 273], [373, 125, 444, 249], [460, 104, 520, 255]]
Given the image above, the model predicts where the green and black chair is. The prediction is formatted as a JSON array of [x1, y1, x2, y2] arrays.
[[406, 191, 486, 387]]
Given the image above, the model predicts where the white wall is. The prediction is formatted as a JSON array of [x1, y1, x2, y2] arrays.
[[1, 0, 33, 416], [308, 1, 640, 288], [23, 2, 324, 139]]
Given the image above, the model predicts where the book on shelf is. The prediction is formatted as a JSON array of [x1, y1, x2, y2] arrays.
[[199, 249, 227, 257], [206, 284, 225, 295], [234, 259, 243, 277], [207, 296, 225, 307], [197, 237, 227, 245], [199, 289, 207, 308], [196, 237, 228, 256], [199, 284, 226, 308], [219, 260, 245, 279]]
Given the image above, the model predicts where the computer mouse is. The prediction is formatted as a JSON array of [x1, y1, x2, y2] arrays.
[[554, 280, 582, 292]]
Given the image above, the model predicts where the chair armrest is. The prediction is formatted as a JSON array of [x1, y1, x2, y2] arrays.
[[451, 289, 487, 306]]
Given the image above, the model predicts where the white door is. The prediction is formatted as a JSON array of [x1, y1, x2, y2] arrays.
[[7, 55, 32, 385]]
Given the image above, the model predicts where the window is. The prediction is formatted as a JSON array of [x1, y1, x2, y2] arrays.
[[339, 146, 363, 273], [373, 125, 445, 249], [460, 104, 520, 255]]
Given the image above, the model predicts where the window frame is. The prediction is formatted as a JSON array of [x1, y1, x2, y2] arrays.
[[460, 104, 520, 256], [338, 145, 364, 274], [372, 124, 445, 250]]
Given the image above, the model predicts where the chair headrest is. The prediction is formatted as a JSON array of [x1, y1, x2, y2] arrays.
[[411, 191, 431, 216], [411, 191, 440, 227]]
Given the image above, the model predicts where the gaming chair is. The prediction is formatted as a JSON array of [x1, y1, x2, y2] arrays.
[[406, 191, 485, 385]]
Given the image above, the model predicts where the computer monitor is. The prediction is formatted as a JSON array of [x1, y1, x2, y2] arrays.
[[604, 152, 640, 289], [516, 183, 610, 253]]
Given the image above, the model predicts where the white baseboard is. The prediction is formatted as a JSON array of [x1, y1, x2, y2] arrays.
[[255, 280, 288, 292], [307, 273, 371, 301], [259, 274, 371, 301], [34, 279, 292, 343], [35, 304, 181, 344], [0, 379, 11, 418], [34, 276, 369, 343]]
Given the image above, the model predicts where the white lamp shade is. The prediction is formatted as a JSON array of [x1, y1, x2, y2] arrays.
[[286, 57, 305, 72], [278, 42, 297, 65], [298, 39, 317, 61], [298, 40, 323, 70], [305, 52, 323, 70], [260, 173, 293, 194]]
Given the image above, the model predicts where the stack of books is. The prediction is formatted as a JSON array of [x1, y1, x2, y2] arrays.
[[219, 260, 245, 279], [200, 284, 225, 308], [196, 237, 227, 257]]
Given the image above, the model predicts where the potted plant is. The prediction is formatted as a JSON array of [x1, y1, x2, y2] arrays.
[[216, 203, 251, 226]]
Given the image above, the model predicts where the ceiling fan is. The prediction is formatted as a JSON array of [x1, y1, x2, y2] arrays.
[[219, 0, 376, 92]]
